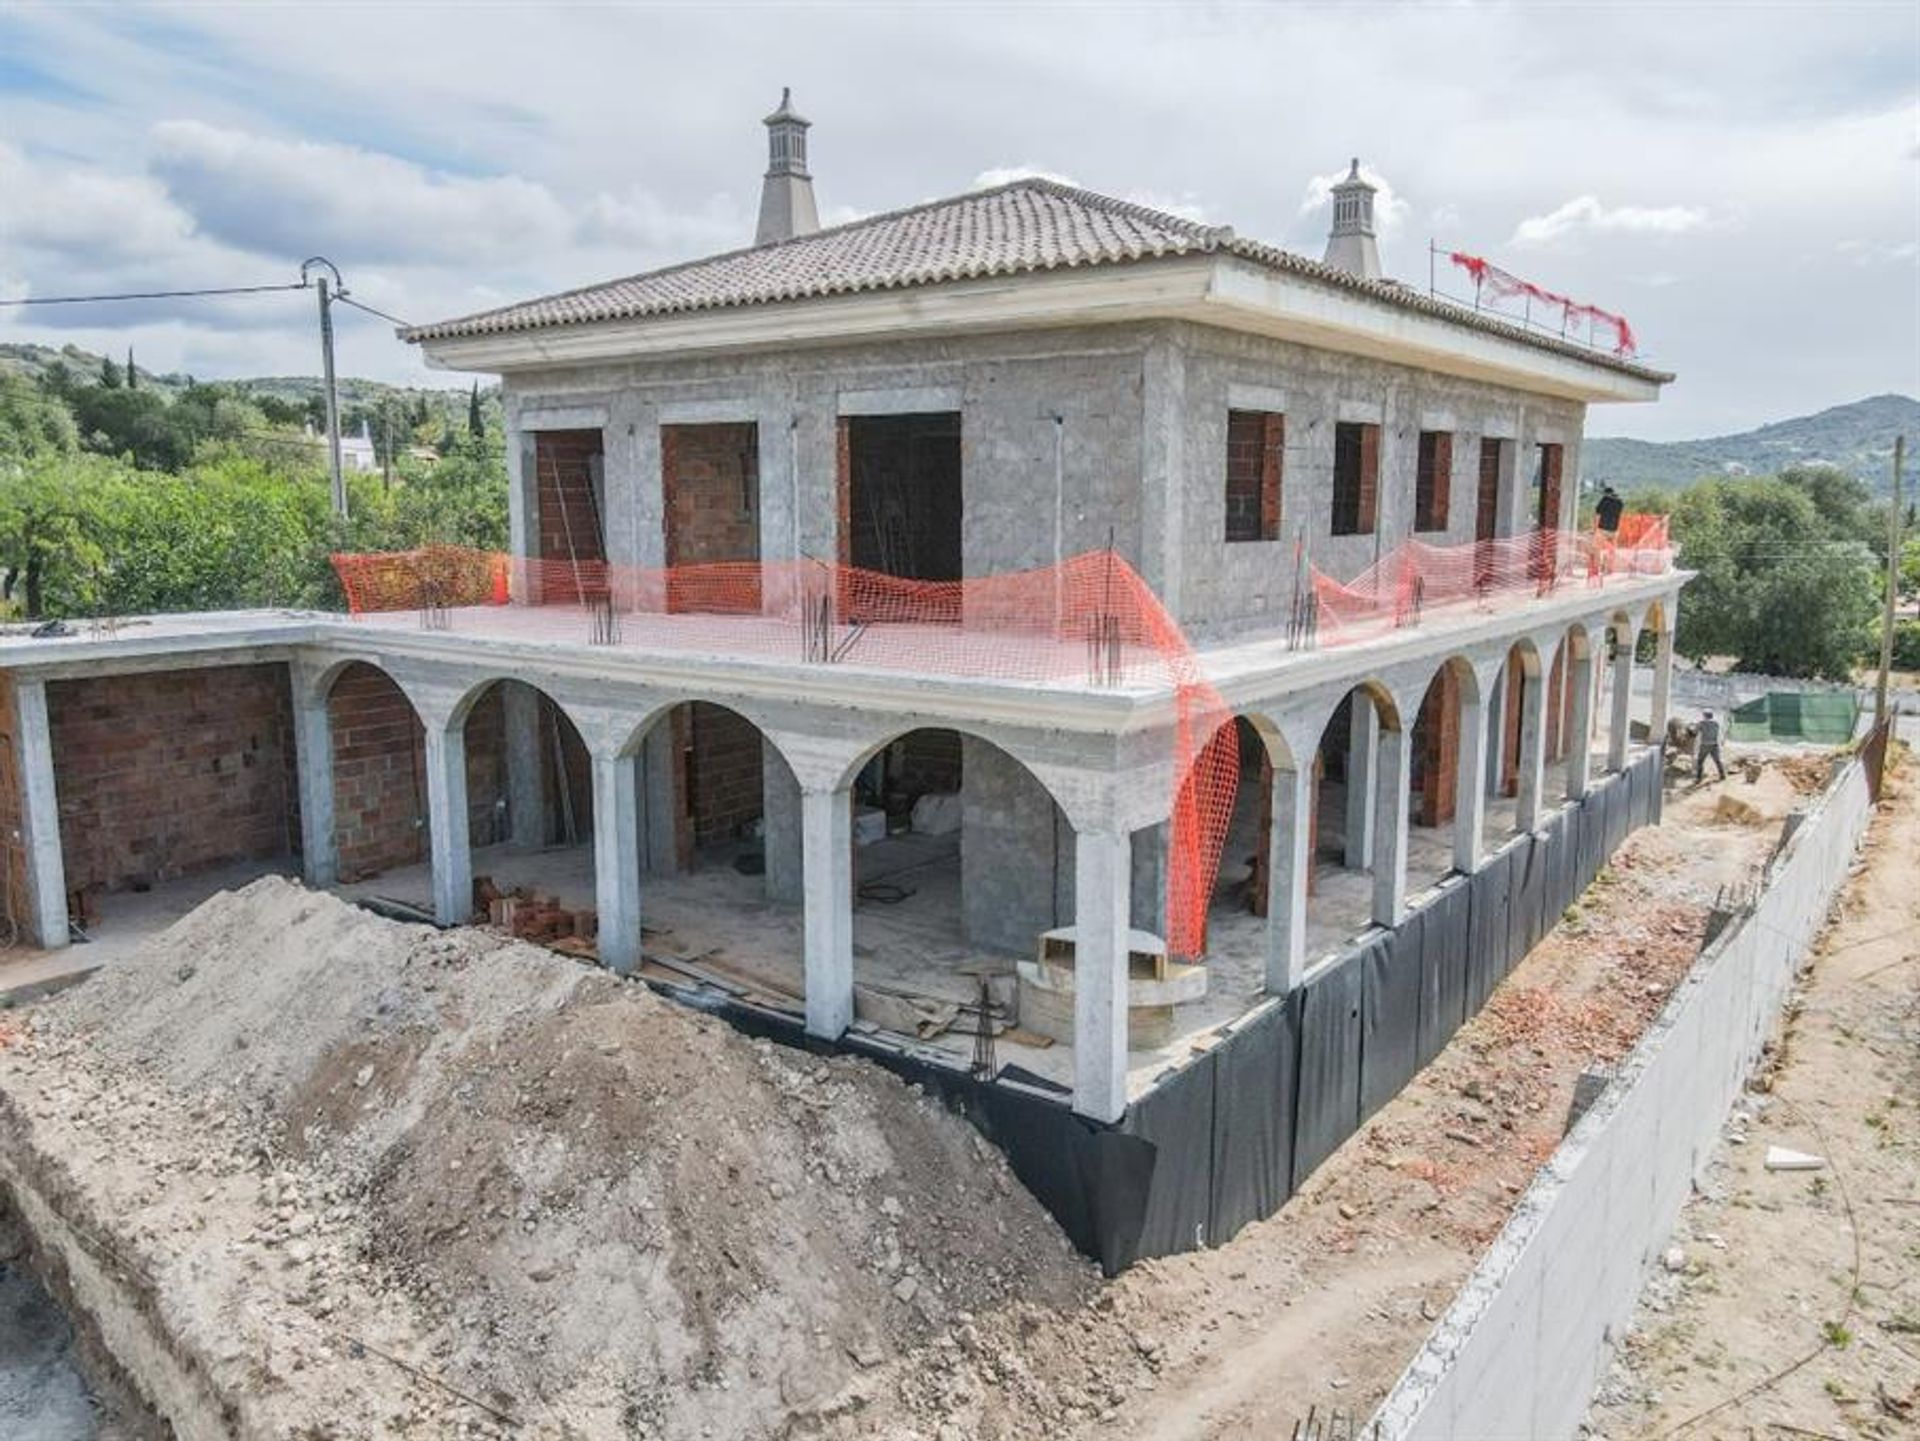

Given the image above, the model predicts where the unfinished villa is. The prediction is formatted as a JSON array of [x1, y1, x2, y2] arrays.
[[0, 100, 1686, 1266]]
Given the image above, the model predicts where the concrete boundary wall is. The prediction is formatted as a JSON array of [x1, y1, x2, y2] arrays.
[[1371, 746, 1879, 1441]]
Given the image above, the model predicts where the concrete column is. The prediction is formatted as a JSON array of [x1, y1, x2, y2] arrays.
[[1072, 826, 1131, 1124], [1484, 669, 1507, 799], [1343, 701, 1377, 868], [11, 679, 67, 950], [1566, 647, 1595, 800], [762, 747, 803, 904], [292, 687, 337, 888], [1515, 665, 1548, 832], [1608, 626, 1635, 771], [592, 750, 641, 975], [1370, 724, 1410, 928], [1649, 621, 1675, 740], [1265, 765, 1313, 993], [424, 725, 472, 926], [801, 785, 854, 1039], [501, 683, 546, 848], [638, 719, 681, 875], [1129, 822, 1169, 937], [507, 427, 538, 601], [1453, 686, 1488, 873]]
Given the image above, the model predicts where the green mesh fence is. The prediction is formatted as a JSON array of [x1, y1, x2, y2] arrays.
[[1727, 691, 1857, 744]]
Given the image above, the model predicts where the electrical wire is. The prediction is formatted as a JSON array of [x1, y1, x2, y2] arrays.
[[332, 292, 412, 328], [0, 281, 309, 307]]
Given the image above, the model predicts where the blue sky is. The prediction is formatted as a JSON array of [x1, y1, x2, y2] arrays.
[[1, 1, 1915, 440]]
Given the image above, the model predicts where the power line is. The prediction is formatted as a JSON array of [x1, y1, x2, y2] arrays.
[[331, 292, 412, 329], [0, 281, 310, 307]]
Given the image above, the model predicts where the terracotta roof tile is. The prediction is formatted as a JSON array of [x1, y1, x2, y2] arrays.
[[404, 178, 1670, 382]]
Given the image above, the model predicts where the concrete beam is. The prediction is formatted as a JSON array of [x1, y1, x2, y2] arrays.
[[592, 750, 641, 975], [1370, 724, 1410, 928], [11, 679, 67, 949], [1072, 826, 1131, 1124], [801, 785, 854, 1040], [1265, 764, 1312, 993], [424, 726, 472, 926]]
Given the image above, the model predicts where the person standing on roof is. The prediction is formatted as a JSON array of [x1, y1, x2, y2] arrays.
[[1694, 708, 1726, 782], [1595, 483, 1624, 535]]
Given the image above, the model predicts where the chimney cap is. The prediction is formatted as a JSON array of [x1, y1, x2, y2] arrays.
[[764, 87, 809, 128]]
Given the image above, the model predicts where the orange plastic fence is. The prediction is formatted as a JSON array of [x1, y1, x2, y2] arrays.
[[330, 546, 1238, 959], [1308, 520, 1673, 645]]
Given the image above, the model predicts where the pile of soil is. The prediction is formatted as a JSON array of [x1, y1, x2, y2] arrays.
[[1, 878, 1107, 1438]]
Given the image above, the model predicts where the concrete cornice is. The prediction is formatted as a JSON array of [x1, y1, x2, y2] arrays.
[[421, 257, 1662, 406]]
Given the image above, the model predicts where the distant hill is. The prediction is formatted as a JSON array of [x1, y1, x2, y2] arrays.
[[1587, 395, 1919, 494], [0, 341, 481, 418]]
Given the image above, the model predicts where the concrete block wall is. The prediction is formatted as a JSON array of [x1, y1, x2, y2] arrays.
[[960, 736, 1068, 955], [46, 664, 300, 895], [1170, 323, 1586, 641], [1373, 754, 1876, 1441]]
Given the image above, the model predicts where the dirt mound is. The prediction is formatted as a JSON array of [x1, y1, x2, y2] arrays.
[[15, 878, 1099, 1438]]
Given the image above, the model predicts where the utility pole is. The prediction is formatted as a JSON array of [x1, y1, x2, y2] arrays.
[[302, 258, 347, 520], [1873, 433, 1905, 748]]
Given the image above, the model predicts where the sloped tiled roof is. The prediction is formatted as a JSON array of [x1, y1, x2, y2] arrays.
[[404, 178, 1670, 382]]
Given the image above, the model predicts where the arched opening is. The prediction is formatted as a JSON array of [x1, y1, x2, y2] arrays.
[[324, 661, 428, 885], [1309, 682, 1404, 953], [1602, 611, 1639, 770], [1488, 639, 1544, 840], [1406, 657, 1476, 894], [1196, 713, 1292, 994], [577, 699, 805, 984]]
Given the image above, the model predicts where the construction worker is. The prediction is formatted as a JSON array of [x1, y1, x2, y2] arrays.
[[1595, 483, 1624, 535], [1694, 708, 1727, 782]]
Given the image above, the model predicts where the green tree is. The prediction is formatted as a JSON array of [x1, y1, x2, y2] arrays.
[[0, 376, 80, 462], [125, 347, 137, 390], [467, 381, 483, 438], [98, 355, 121, 389], [1664, 476, 1878, 679], [0, 454, 110, 616]]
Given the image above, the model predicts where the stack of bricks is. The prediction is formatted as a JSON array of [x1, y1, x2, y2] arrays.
[[47, 664, 299, 893], [478, 875, 598, 953]]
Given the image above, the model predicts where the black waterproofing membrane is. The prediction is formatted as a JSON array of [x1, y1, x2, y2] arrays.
[[680, 749, 1665, 1273]]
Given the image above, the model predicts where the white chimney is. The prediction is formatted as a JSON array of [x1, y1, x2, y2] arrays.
[[1322, 158, 1383, 281], [755, 88, 820, 246]]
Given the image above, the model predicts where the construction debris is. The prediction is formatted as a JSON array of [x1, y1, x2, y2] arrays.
[[1763, 1145, 1826, 1171]]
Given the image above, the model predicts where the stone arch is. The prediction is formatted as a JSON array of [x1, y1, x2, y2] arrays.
[[445, 676, 594, 853]]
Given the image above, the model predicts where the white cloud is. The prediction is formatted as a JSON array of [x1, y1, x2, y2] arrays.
[[1511, 195, 1714, 246], [0, 142, 196, 262], [1835, 238, 1919, 266], [1298, 163, 1412, 236], [149, 119, 575, 266]]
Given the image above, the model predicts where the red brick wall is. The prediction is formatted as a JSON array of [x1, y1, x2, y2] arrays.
[[534, 429, 605, 604], [1225, 410, 1283, 543], [329, 663, 425, 881], [0, 673, 29, 936], [664, 422, 760, 612], [48, 664, 299, 894], [1414, 665, 1461, 828], [688, 702, 763, 847]]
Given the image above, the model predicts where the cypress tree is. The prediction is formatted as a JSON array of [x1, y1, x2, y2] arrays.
[[125, 348, 137, 389], [99, 355, 121, 388], [467, 381, 483, 438]]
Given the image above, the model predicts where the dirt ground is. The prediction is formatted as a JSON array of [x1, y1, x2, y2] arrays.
[[1587, 756, 1920, 1440], [0, 750, 1839, 1440], [1048, 752, 1832, 1440]]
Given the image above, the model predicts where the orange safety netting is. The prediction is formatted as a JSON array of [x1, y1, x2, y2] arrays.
[[1307, 519, 1673, 646], [330, 545, 1238, 959]]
